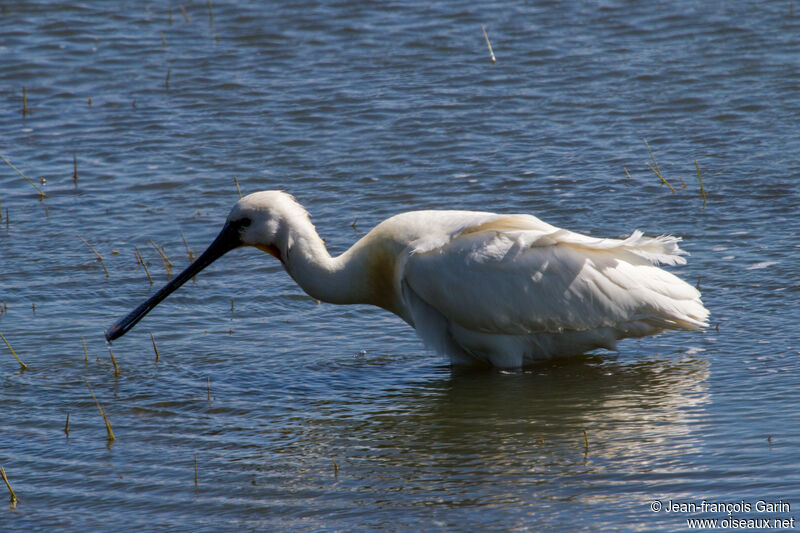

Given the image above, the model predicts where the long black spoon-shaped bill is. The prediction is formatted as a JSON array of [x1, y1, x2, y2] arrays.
[[105, 221, 241, 342]]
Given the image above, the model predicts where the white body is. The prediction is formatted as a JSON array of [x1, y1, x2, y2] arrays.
[[232, 192, 709, 369]]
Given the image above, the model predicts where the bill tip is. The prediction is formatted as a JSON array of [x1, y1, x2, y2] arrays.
[[105, 324, 120, 342]]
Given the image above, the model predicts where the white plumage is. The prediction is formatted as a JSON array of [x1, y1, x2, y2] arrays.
[[106, 191, 709, 369]]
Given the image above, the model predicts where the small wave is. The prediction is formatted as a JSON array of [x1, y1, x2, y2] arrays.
[[746, 261, 778, 270]]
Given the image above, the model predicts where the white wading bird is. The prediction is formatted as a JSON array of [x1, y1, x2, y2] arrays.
[[106, 191, 708, 368]]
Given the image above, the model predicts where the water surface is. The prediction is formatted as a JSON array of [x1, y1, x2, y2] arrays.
[[2, 1, 799, 531]]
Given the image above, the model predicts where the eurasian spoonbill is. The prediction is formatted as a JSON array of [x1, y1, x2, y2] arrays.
[[106, 191, 708, 368]]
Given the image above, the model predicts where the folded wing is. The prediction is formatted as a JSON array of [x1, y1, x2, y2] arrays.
[[402, 214, 708, 337]]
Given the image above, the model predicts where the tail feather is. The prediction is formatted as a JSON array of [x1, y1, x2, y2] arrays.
[[553, 229, 689, 266], [619, 231, 688, 266]]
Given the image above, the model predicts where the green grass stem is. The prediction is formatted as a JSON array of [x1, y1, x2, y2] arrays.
[[695, 159, 707, 207], [151, 332, 160, 363], [1, 154, 47, 198], [0, 332, 28, 370], [84, 378, 115, 441], [643, 139, 676, 193], [1, 466, 17, 504], [77, 235, 109, 277]]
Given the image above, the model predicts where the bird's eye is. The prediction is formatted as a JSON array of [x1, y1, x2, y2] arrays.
[[238, 217, 252, 228]]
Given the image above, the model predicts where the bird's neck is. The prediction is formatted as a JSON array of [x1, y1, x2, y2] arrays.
[[277, 218, 376, 306]]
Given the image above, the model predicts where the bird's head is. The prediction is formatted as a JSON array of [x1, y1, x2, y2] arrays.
[[105, 190, 306, 341], [226, 191, 310, 262]]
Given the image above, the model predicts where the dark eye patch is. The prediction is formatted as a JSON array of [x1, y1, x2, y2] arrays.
[[237, 217, 252, 228]]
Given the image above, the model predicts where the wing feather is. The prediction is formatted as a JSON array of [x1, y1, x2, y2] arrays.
[[402, 215, 708, 336]]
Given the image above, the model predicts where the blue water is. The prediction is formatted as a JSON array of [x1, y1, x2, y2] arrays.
[[2, 1, 799, 531]]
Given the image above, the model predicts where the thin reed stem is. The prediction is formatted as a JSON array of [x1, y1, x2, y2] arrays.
[[695, 159, 707, 207], [1, 332, 29, 370], [77, 235, 110, 277], [84, 378, 115, 441], [1, 466, 17, 504], [1, 154, 47, 198], [481, 25, 496, 63]]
